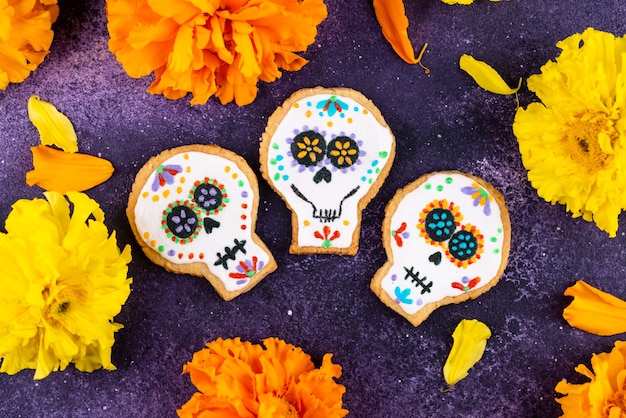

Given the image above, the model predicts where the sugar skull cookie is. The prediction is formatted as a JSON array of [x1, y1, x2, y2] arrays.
[[371, 171, 511, 326], [260, 87, 395, 255], [127, 145, 277, 300]]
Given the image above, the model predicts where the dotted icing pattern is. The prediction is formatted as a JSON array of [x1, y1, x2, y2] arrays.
[[264, 92, 394, 250], [134, 151, 272, 292], [380, 173, 506, 315]]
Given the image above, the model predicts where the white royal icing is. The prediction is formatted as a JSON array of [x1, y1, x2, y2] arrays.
[[264, 92, 394, 251], [134, 151, 272, 292], [378, 172, 507, 316]]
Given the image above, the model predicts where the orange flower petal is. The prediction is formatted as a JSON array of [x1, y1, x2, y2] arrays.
[[26, 145, 114, 193], [373, 0, 419, 64], [563, 280, 626, 336]]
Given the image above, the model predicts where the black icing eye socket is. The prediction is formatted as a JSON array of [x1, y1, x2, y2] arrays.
[[327, 136, 359, 169], [165, 204, 199, 240], [194, 182, 223, 211], [448, 230, 478, 261], [424, 208, 456, 242], [190, 178, 228, 214], [291, 130, 326, 166]]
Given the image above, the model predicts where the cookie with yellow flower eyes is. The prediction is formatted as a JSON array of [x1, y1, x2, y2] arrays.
[[127, 144, 277, 301], [260, 87, 395, 255], [370, 171, 511, 326]]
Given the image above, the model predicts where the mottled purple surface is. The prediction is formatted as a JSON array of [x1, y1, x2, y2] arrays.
[[1, 0, 626, 417]]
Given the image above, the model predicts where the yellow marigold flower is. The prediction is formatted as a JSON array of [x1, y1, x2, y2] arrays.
[[513, 28, 626, 237], [563, 280, 626, 336], [105, 0, 327, 106], [178, 337, 348, 417], [0, 192, 132, 379], [0, 0, 59, 90], [556, 340, 626, 417]]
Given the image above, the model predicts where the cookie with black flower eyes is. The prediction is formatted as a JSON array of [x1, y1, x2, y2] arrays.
[[370, 171, 511, 326], [260, 87, 396, 255], [127, 144, 277, 301]]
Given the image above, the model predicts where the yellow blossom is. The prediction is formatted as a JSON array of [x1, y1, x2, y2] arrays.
[[0, 0, 59, 89], [513, 28, 626, 237], [105, 0, 327, 106], [556, 340, 626, 417], [443, 319, 491, 386], [178, 337, 348, 417], [0, 192, 132, 379]]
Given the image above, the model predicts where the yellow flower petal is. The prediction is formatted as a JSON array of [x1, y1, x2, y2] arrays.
[[443, 319, 491, 386], [459, 54, 521, 95], [563, 280, 626, 336], [27, 95, 78, 153], [26, 145, 114, 193]]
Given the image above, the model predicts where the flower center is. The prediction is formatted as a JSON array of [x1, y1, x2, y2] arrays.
[[44, 285, 86, 325], [605, 388, 626, 417], [565, 115, 613, 172], [278, 399, 299, 418]]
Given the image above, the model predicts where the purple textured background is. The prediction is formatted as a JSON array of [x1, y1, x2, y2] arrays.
[[1, 0, 626, 416]]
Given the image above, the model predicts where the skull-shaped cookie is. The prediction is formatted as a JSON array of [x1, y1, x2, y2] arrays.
[[371, 171, 511, 326], [260, 87, 395, 255], [127, 145, 276, 300]]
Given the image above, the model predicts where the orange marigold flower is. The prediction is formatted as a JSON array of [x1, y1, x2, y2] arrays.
[[177, 337, 349, 418], [105, 0, 327, 106], [0, 0, 59, 90], [556, 340, 626, 417]]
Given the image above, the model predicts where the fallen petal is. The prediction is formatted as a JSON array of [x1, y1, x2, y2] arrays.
[[459, 54, 521, 95], [563, 280, 626, 336], [26, 145, 114, 193], [27, 95, 78, 153], [443, 319, 491, 386]]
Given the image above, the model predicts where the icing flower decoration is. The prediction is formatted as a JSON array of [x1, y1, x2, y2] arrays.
[[314, 225, 341, 248], [556, 340, 626, 417], [151, 164, 182, 192], [106, 0, 327, 106], [316, 96, 349, 117], [25, 96, 114, 193], [443, 319, 491, 386], [328, 137, 360, 169], [0, 0, 58, 90], [461, 182, 493, 216], [513, 28, 626, 237], [459, 54, 521, 96], [291, 130, 326, 167], [0, 192, 132, 379], [563, 280, 626, 336], [177, 337, 348, 417], [228, 256, 265, 281]]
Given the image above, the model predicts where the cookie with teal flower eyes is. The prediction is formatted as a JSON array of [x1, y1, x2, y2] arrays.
[[127, 144, 277, 301], [260, 87, 396, 255], [370, 171, 511, 326]]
